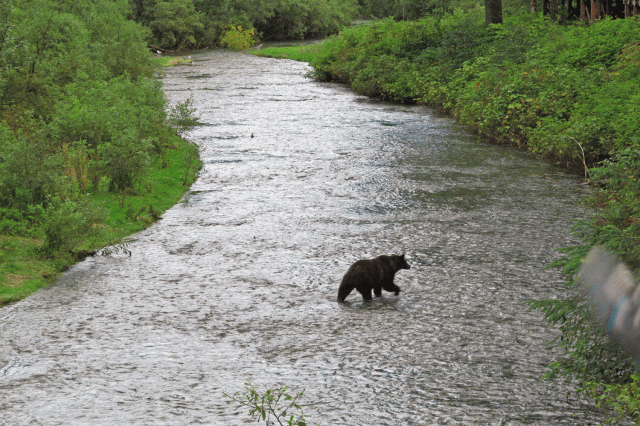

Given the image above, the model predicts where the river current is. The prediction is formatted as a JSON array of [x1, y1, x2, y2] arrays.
[[0, 49, 610, 425]]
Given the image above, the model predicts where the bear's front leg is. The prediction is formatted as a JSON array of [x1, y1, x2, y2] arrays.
[[374, 286, 382, 297], [383, 281, 401, 296], [361, 288, 373, 300]]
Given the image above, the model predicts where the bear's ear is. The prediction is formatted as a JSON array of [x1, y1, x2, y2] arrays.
[[400, 254, 405, 259]]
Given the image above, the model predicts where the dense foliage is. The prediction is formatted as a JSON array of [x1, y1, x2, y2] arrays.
[[307, 13, 640, 422], [0, 0, 200, 301], [127, 0, 359, 49], [127, 0, 536, 50], [357, 0, 531, 21]]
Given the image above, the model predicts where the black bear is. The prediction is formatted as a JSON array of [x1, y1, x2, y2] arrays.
[[337, 254, 410, 302]]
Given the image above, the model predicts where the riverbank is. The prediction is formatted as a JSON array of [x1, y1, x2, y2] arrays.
[[0, 139, 201, 307], [0, 0, 203, 307], [254, 15, 640, 422]]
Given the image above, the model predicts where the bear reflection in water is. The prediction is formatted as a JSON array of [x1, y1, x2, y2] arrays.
[[337, 254, 410, 302]]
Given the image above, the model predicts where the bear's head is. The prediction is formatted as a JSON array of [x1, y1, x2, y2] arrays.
[[393, 254, 410, 271]]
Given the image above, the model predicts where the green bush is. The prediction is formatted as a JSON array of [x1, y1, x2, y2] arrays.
[[0, 0, 201, 308], [42, 196, 104, 254], [0, 208, 34, 236], [250, 0, 358, 40], [438, 18, 495, 70], [180, 141, 201, 186], [0, 0, 152, 117], [220, 25, 256, 50], [585, 374, 640, 424], [51, 76, 166, 150], [0, 119, 64, 209], [98, 131, 152, 192]]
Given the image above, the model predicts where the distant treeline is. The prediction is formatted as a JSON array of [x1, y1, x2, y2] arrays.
[[127, 0, 359, 49], [125, 0, 540, 50]]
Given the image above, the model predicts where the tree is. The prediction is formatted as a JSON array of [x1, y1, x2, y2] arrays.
[[149, 0, 204, 49], [485, 0, 503, 23]]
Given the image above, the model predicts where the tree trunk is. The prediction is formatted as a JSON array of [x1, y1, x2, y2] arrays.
[[591, 0, 599, 19], [485, 0, 503, 24], [580, 0, 589, 21]]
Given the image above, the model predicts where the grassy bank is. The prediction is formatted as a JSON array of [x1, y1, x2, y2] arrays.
[[0, 140, 200, 307], [155, 56, 194, 67], [0, 0, 202, 307], [256, 14, 640, 423], [252, 44, 323, 62]]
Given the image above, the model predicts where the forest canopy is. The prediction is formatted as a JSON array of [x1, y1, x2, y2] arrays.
[[124, 0, 596, 51], [128, 0, 360, 49]]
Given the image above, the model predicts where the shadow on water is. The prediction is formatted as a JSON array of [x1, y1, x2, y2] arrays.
[[0, 49, 614, 425], [337, 296, 403, 310]]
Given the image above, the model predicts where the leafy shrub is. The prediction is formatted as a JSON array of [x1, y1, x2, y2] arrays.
[[42, 197, 104, 254], [180, 141, 201, 186], [127, 0, 358, 48], [0, 0, 201, 308], [62, 141, 93, 194], [98, 131, 152, 192], [52, 76, 166, 150], [224, 382, 307, 426], [220, 25, 255, 50], [549, 17, 640, 69], [0, 120, 64, 209], [252, 0, 358, 40], [50, 76, 168, 192], [168, 96, 199, 136], [490, 21, 539, 66], [0, 0, 152, 117], [585, 374, 640, 425], [438, 18, 495, 70], [0, 208, 32, 236]]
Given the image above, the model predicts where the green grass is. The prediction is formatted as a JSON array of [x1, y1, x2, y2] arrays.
[[0, 236, 56, 305], [155, 56, 193, 67], [251, 44, 322, 63], [0, 141, 201, 307], [95, 148, 193, 235]]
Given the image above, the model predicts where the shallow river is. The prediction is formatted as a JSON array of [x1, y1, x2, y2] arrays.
[[1, 49, 610, 425]]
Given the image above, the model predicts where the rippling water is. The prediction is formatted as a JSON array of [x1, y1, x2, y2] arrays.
[[1, 49, 609, 425]]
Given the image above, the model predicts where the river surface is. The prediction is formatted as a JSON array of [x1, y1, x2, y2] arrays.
[[1, 49, 611, 425]]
